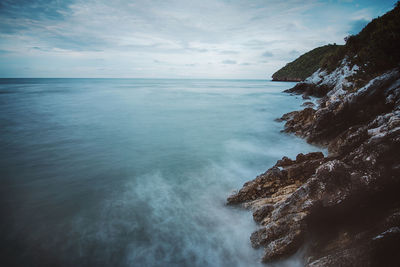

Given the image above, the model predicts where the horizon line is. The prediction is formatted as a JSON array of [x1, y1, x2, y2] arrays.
[[0, 77, 278, 81]]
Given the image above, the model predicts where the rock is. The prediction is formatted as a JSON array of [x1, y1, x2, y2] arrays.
[[281, 108, 316, 138], [296, 152, 324, 162], [253, 204, 274, 223], [301, 101, 315, 108], [276, 110, 298, 122], [282, 70, 400, 146], [275, 156, 294, 167], [227, 68, 400, 265], [272, 77, 303, 82], [306, 208, 400, 267], [327, 125, 368, 156], [227, 152, 326, 206], [262, 227, 304, 262], [226, 166, 288, 205], [284, 82, 332, 97]]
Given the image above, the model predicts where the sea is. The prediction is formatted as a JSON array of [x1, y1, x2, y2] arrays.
[[0, 78, 320, 267]]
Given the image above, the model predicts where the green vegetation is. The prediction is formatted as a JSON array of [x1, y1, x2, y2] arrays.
[[273, 1, 400, 88], [340, 1, 400, 88], [272, 44, 342, 81]]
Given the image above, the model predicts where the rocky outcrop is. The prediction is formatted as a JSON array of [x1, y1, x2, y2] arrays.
[[280, 70, 400, 146], [283, 58, 359, 99], [284, 82, 332, 98], [301, 101, 315, 108], [227, 152, 325, 207], [272, 77, 303, 82], [227, 67, 400, 265], [230, 4, 400, 263]]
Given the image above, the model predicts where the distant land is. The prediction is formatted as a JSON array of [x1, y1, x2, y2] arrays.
[[271, 44, 342, 82]]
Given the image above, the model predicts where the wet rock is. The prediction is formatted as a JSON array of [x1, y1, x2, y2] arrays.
[[262, 227, 304, 262], [227, 152, 326, 206], [296, 152, 324, 162], [226, 167, 288, 205], [281, 108, 316, 137], [228, 69, 400, 265], [284, 83, 332, 97], [282, 70, 400, 146], [276, 110, 298, 122], [327, 125, 368, 156], [275, 156, 294, 167], [301, 101, 315, 108], [253, 204, 274, 223]]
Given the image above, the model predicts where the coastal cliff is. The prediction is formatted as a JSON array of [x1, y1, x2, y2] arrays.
[[228, 3, 400, 266], [271, 44, 342, 82]]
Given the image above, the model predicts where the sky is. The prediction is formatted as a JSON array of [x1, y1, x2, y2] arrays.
[[0, 0, 397, 79]]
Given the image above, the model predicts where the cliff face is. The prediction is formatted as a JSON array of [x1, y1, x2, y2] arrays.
[[228, 3, 400, 266]]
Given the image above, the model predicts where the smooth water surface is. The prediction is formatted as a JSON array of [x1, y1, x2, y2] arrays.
[[0, 79, 320, 266]]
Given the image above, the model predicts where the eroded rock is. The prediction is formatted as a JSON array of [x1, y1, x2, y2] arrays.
[[227, 69, 400, 265]]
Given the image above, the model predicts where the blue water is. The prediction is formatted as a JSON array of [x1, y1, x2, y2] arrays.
[[0, 79, 319, 267]]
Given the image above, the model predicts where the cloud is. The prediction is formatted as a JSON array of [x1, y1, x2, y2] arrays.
[[0, 0, 72, 20], [219, 50, 239, 55], [222, 60, 237, 65], [262, 51, 274, 57], [0, 0, 397, 78]]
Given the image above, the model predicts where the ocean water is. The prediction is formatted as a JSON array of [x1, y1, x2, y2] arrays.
[[0, 79, 320, 267]]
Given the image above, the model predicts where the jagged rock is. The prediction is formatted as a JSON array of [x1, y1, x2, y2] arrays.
[[275, 156, 294, 167], [301, 101, 315, 108], [306, 208, 400, 267], [226, 166, 288, 205], [275, 110, 298, 122], [253, 204, 274, 223], [280, 108, 316, 137], [272, 77, 303, 82], [286, 154, 324, 182], [228, 68, 400, 265], [284, 82, 332, 97], [327, 125, 368, 155], [282, 70, 400, 145], [240, 153, 399, 263], [227, 152, 325, 206], [295, 152, 324, 162], [262, 227, 304, 262], [229, 6, 400, 261]]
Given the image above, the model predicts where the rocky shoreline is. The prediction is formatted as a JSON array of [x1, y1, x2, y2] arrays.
[[272, 78, 303, 82], [227, 68, 400, 266]]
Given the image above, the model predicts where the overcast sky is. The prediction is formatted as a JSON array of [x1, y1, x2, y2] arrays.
[[0, 0, 397, 78]]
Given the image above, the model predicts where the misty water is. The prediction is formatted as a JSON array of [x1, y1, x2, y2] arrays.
[[0, 79, 320, 267]]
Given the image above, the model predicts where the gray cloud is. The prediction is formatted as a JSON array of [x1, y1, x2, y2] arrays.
[[222, 60, 237, 65], [0, 0, 396, 78], [262, 51, 274, 57], [219, 50, 239, 55]]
